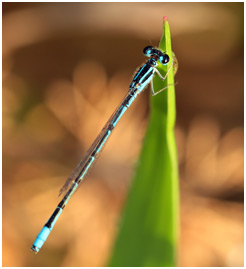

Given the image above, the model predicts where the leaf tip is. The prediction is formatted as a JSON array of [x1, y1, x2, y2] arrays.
[[163, 16, 167, 22]]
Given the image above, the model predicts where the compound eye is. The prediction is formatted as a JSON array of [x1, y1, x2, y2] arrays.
[[143, 46, 153, 57], [159, 54, 169, 65]]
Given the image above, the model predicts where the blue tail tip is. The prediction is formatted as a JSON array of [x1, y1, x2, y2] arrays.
[[31, 245, 39, 253]]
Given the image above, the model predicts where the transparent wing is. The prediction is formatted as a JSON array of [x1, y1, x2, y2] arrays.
[[59, 92, 130, 196]]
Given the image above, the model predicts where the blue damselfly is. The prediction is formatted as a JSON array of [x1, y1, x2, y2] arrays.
[[31, 46, 176, 253]]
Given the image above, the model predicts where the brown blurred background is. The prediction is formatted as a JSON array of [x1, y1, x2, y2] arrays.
[[2, 2, 243, 267]]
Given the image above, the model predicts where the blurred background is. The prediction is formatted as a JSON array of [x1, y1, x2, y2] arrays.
[[2, 2, 243, 267]]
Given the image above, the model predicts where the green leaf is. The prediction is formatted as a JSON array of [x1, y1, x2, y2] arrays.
[[108, 18, 179, 267]]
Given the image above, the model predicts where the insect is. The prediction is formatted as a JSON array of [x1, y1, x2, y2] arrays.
[[31, 46, 176, 253]]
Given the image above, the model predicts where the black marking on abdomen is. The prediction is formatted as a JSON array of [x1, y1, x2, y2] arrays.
[[46, 207, 62, 228]]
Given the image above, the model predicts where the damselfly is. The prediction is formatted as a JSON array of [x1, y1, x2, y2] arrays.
[[31, 46, 177, 253]]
